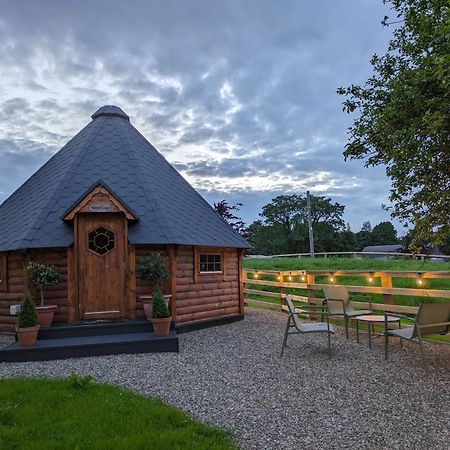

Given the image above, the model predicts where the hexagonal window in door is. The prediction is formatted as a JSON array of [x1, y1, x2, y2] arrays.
[[88, 227, 115, 255]]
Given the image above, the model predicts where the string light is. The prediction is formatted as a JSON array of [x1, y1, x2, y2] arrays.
[[417, 273, 424, 287], [329, 273, 335, 283], [288, 272, 293, 281], [277, 275, 281, 281], [254, 271, 259, 279], [367, 273, 374, 283], [301, 275, 306, 282]]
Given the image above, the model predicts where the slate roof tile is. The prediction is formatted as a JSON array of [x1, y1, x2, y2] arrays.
[[0, 105, 250, 251]]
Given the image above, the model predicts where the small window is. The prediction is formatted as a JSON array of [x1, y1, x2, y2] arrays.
[[88, 227, 115, 256], [199, 253, 222, 273], [0, 255, 7, 292]]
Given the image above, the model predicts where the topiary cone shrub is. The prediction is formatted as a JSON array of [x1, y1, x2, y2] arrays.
[[152, 290, 170, 318], [151, 290, 171, 337], [16, 292, 40, 347]]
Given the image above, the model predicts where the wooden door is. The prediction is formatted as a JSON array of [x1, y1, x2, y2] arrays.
[[77, 213, 126, 320]]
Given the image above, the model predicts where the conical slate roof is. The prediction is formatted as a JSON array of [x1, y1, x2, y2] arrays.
[[0, 105, 249, 251]]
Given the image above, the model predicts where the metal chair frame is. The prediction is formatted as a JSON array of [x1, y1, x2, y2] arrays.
[[322, 286, 373, 339], [384, 303, 450, 372], [281, 295, 334, 358]]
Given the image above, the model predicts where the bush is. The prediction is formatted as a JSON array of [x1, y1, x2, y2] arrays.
[[67, 373, 94, 389], [26, 262, 60, 306], [18, 292, 38, 328], [136, 253, 170, 291], [152, 290, 170, 318]]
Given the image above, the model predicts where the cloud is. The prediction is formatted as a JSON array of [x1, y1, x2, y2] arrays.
[[0, 0, 399, 232]]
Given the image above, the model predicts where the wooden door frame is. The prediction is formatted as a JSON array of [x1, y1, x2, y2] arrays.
[[66, 184, 137, 323], [68, 213, 134, 323]]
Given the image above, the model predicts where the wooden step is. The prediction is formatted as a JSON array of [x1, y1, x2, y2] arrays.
[[0, 331, 178, 362], [37, 319, 160, 339]]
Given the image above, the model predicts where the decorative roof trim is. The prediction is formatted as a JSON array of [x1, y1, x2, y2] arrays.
[[63, 181, 138, 221]]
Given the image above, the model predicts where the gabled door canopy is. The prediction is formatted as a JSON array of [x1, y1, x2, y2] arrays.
[[63, 181, 138, 222]]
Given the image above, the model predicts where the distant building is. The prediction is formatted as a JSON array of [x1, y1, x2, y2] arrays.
[[429, 247, 450, 262], [362, 245, 403, 259]]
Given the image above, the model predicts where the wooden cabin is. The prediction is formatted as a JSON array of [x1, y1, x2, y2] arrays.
[[0, 106, 249, 333]]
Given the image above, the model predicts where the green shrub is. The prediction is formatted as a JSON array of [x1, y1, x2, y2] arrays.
[[26, 262, 60, 306], [152, 290, 170, 318], [18, 292, 38, 328], [67, 373, 94, 389], [136, 253, 170, 292]]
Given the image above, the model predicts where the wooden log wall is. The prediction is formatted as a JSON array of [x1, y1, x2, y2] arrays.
[[0, 252, 25, 333], [175, 245, 240, 324], [0, 248, 68, 333], [1, 245, 244, 332]]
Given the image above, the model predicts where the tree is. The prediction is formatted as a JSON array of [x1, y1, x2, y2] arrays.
[[259, 195, 302, 231], [250, 194, 347, 254], [338, 0, 450, 247], [247, 220, 289, 255], [259, 194, 345, 231], [26, 262, 59, 307], [371, 221, 399, 245], [214, 200, 251, 240], [355, 221, 373, 250], [339, 229, 359, 252]]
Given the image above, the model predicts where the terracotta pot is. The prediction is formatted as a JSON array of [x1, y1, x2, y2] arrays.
[[142, 295, 171, 321], [37, 305, 58, 328], [16, 325, 40, 347], [151, 316, 172, 337]]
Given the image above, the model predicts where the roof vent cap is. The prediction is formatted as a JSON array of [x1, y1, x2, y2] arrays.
[[91, 105, 130, 121]]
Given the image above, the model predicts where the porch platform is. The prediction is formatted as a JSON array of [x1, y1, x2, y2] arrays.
[[0, 320, 179, 362]]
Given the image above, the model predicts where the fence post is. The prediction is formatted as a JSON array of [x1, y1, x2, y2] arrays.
[[241, 267, 247, 313], [279, 272, 285, 311], [380, 273, 394, 304], [307, 273, 315, 305]]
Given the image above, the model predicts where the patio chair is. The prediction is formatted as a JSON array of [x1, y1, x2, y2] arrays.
[[384, 302, 450, 371], [322, 286, 372, 339], [280, 295, 334, 357]]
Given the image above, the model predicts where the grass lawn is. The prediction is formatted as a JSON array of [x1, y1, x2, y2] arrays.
[[243, 256, 450, 272], [243, 257, 450, 343], [0, 377, 236, 450]]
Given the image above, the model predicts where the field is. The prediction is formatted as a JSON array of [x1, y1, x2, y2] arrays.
[[243, 257, 450, 343]]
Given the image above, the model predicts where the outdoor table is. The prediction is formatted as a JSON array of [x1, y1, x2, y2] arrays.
[[356, 315, 401, 349]]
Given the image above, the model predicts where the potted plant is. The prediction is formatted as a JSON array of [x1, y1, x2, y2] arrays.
[[16, 292, 40, 347], [26, 262, 59, 327], [151, 290, 172, 336], [136, 253, 171, 320]]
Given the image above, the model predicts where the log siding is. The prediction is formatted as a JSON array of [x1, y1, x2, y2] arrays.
[[0, 244, 243, 333], [0, 248, 68, 333], [175, 246, 240, 324]]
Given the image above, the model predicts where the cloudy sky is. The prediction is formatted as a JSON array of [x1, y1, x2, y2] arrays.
[[0, 0, 402, 233]]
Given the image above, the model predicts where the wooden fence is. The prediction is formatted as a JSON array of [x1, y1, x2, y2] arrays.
[[243, 269, 450, 314], [247, 251, 450, 261]]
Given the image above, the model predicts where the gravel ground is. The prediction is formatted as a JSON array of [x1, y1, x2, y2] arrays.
[[1, 309, 449, 450]]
